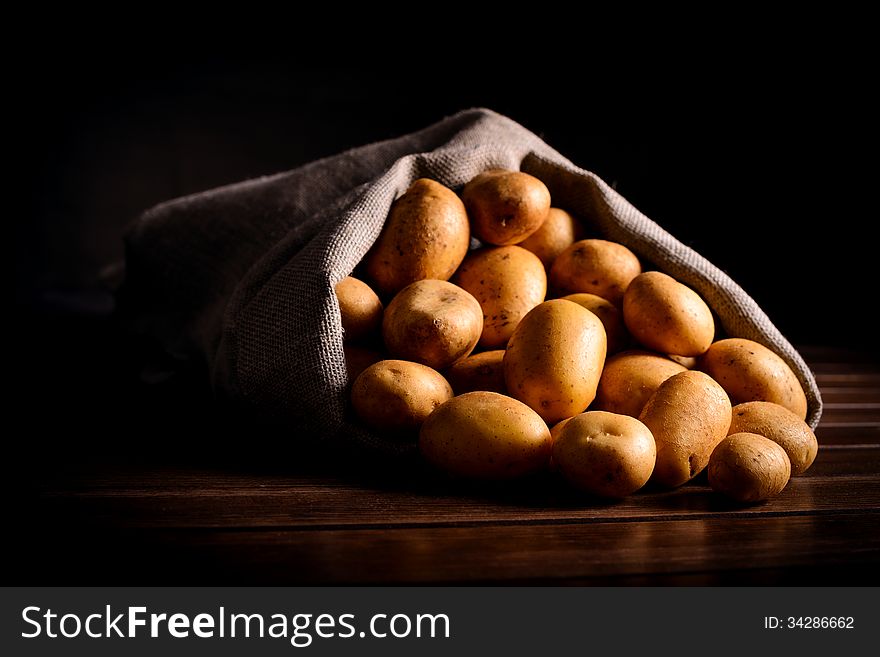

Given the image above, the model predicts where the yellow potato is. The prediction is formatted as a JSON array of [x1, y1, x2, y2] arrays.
[[729, 401, 818, 475], [561, 293, 628, 354], [667, 354, 698, 369], [504, 299, 607, 424], [462, 169, 551, 245], [549, 239, 641, 304], [623, 271, 715, 357], [639, 370, 732, 488], [343, 345, 384, 383], [419, 391, 552, 479], [335, 276, 383, 342], [453, 245, 546, 348], [594, 350, 687, 417], [709, 432, 791, 502], [382, 280, 483, 370], [352, 360, 453, 434], [552, 411, 656, 497], [550, 416, 575, 443], [516, 207, 582, 267], [364, 178, 470, 295], [444, 350, 507, 395], [700, 338, 808, 420]]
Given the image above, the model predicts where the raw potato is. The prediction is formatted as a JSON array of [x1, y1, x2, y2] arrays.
[[639, 370, 732, 488], [352, 360, 453, 434], [700, 338, 808, 420], [549, 239, 641, 304], [623, 271, 715, 357], [504, 299, 607, 424], [382, 280, 483, 370], [729, 401, 818, 475], [364, 178, 470, 295], [553, 411, 656, 497], [709, 433, 791, 502], [335, 276, 383, 342], [667, 354, 698, 369], [445, 350, 507, 395], [462, 170, 551, 246], [562, 293, 628, 354], [594, 350, 687, 417], [343, 345, 384, 383], [453, 245, 546, 348], [550, 416, 575, 443], [516, 207, 582, 267], [419, 391, 552, 479]]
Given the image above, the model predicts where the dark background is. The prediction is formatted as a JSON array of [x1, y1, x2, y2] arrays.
[[7, 35, 879, 585], [13, 54, 876, 466]]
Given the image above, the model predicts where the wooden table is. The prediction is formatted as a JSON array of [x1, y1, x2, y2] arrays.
[[16, 347, 880, 585]]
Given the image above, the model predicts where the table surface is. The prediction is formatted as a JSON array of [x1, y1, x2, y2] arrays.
[[16, 346, 880, 585]]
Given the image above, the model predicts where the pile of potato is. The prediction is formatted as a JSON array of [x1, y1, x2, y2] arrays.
[[338, 170, 817, 503]]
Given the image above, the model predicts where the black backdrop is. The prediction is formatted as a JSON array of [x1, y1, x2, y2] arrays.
[[19, 58, 875, 346], [13, 56, 877, 466]]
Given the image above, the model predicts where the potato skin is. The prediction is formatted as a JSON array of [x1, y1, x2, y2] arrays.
[[335, 276, 383, 342], [453, 245, 546, 348], [562, 293, 628, 354], [444, 350, 507, 395], [549, 239, 641, 304], [382, 280, 483, 370], [553, 411, 656, 497], [364, 178, 470, 295], [623, 271, 715, 357], [709, 432, 791, 502], [594, 350, 687, 417], [667, 354, 698, 369], [352, 360, 453, 434], [700, 338, 808, 420], [516, 207, 582, 267], [419, 391, 552, 479], [729, 401, 818, 475], [504, 299, 607, 424], [639, 370, 732, 488], [462, 170, 551, 246]]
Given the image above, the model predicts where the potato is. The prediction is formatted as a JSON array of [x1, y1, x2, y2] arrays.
[[639, 370, 732, 488], [445, 350, 507, 395], [343, 345, 384, 383], [352, 360, 453, 434], [709, 432, 791, 502], [729, 401, 818, 475], [419, 391, 552, 479], [667, 354, 698, 369], [382, 280, 483, 370], [504, 299, 607, 424], [462, 170, 551, 246], [364, 178, 470, 295], [452, 245, 546, 348], [700, 338, 808, 420], [623, 271, 715, 357], [561, 293, 628, 354], [516, 207, 582, 267], [549, 239, 641, 304], [594, 350, 687, 417], [335, 276, 383, 342], [553, 411, 656, 497]]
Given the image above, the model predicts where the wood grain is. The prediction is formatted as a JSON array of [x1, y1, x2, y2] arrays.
[[15, 346, 880, 584]]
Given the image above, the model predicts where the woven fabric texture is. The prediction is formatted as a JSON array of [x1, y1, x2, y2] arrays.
[[123, 108, 822, 453]]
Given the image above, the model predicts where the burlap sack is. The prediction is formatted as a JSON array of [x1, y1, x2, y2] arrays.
[[123, 108, 822, 454]]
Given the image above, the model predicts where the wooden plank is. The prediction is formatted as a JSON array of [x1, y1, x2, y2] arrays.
[[55, 513, 878, 584], [814, 424, 880, 446], [31, 455, 880, 531], [817, 387, 880, 403]]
